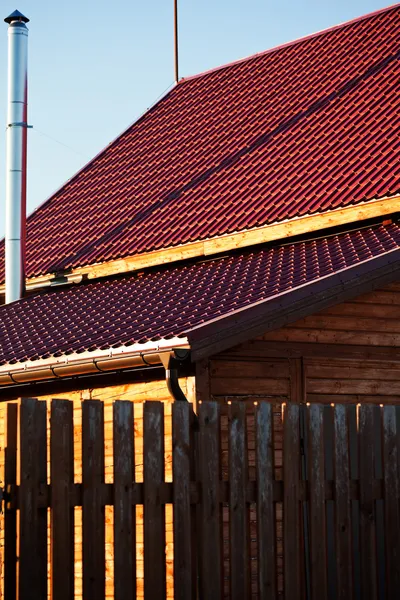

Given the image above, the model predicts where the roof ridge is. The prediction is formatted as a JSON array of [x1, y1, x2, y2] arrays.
[[179, 2, 400, 83]]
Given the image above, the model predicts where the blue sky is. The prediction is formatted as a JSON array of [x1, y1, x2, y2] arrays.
[[0, 0, 395, 236]]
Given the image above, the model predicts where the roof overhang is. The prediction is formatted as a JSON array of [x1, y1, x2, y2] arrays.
[[0, 224, 399, 388], [186, 247, 400, 360]]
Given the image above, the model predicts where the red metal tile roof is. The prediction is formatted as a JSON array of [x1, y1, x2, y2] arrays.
[[1, 4, 400, 281], [0, 222, 398, 366]]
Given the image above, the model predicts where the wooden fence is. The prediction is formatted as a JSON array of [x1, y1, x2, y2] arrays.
[[1, 398, 400, 599]]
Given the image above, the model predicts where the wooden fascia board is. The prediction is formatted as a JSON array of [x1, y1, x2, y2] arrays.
[[0, 194, 398, 295], [187, 248, 400, 361]]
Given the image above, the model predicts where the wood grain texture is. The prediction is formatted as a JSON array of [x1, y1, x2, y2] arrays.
[[143, 402, 166, 600], [172, 402, 194, 600], [256, 402, 276, 599], [359, 405, 378, 600], [382, 406, 400, 600], [333, 405, 352, 600], [51, 400, 74, 600], [82, 400, 105, 600], [19, 399, 47, 600], [113, 401, 135, 600], [4, 403, 18, 600], [229, 402, 249, 599], [195, 359, 211, 403], [211, 376, 289, 396], [308, 404, 327, 600], [289, 358, 304, 403], [198, 402, 222, 598], [283, 403, 301, 600]]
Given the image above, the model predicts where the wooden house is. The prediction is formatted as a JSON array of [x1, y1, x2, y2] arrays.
[[0, 4, 399, 598]]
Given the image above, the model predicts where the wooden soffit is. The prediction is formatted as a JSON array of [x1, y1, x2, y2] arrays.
[[0, 194, 399, 295]]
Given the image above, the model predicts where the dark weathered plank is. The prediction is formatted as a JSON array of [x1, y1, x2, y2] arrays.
[[82, 400, 105, 600], [333, 405, 352, 600], [37, 401, 48, 598], [196, 359, 211, 404], [144, 401, 166, 599], [256, 402, 276, 599], [198, 402, 222, 598], [308, 404, 327, 599], [173, 402, 194, 600], [113, 401, 135, 600], [289, 358, 304, 403], [283, 403, 301, 600], [359, 405, 377, 600], [382, 406, 400, 599], [51, 400, 74, 600], [19, 398, 47, 600], [4, 403, 18, 600], [229, 402, 249, 599]]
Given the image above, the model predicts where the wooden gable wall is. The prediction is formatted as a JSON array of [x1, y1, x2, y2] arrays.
[[205, 282, 400, 405]]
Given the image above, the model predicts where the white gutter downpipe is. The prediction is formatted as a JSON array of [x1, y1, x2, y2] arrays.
[[4, 10, 29, 304]]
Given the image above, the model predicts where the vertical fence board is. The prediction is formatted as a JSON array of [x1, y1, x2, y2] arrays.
[[144, 401, 166, 599], [113, 401, 135, 600], [82, 400, 105, 600], [4, 403, 18, 600], [198, 402, 222, 598], [8, 397, 400, 600], [382, 406, 400, 599], [256, 402, 276, 599], [308, 404, 327, 600], [51, 400, 74, 600], [37, 401, 48, 598], [19, 399, 47, 600], [173, 402, 194, 600], [229, 402, 249, 600], [283, 403, 300, 600], [348, 406, 361, 600], [333, 405, 352, 600], [359, 405, 377, 600]]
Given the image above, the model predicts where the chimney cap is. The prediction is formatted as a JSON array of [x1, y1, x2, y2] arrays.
[[4, 10, 29, 24]]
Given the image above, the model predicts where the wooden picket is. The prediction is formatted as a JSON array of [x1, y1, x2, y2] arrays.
[[143, 402, 166, 599], [19, 398, 47, 600], [2, 398, 400, 599], [3, 403, 17, 600], [113, 401, 136, 600], [50, 399, 74, 600], [82, 400, 105, 600]]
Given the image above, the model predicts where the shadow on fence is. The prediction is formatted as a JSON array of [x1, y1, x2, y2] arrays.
[[1, 398, 400, 599]]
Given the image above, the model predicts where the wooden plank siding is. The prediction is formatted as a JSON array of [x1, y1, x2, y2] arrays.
[[204, 282, 400, 597], [210, 283, 400, 406]]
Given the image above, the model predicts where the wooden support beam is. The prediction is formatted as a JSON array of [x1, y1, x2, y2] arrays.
[[0, 195, 398, 295]]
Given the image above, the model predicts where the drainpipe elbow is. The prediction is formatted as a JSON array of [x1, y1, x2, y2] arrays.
[[160, 350, 190, 402]]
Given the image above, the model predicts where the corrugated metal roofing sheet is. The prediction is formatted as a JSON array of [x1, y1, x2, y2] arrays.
[[0, 222, 398, 366], [0, 4, 400, 281]]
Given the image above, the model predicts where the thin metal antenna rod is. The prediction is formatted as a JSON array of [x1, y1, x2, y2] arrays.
[[174, 0, 179, 83]]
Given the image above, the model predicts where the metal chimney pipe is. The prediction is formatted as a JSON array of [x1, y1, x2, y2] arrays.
[[4, 10, 29, 304]]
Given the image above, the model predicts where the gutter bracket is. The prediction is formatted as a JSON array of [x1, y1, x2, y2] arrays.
[[159, 350, 190, 402]]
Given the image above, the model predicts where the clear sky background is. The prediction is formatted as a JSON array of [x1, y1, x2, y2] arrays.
[[0, 0, 395, 237]]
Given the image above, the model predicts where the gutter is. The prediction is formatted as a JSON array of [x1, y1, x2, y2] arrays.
[[0, 337, 190, 387]]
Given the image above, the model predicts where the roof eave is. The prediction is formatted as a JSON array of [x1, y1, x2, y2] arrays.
[[0, 337, 190, 388], [186, 247, 400, 360]]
